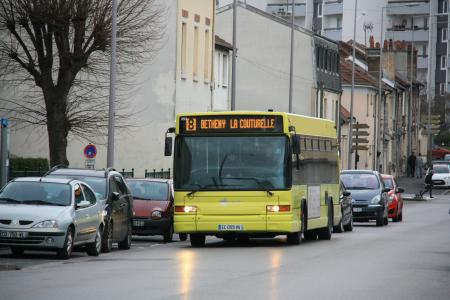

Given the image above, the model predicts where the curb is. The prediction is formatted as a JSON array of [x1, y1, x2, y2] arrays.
[[0, 263, 20, 271]]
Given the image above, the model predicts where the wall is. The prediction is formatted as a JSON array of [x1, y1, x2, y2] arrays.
[[216, 4, 316, 116]]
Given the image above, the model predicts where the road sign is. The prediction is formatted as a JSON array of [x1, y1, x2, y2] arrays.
[[352, 145, 369, 151], [353, 131, 370, 136], [84, 144, 97, 159], [353, 138, 369, 144], [353, 123, 369, 129]]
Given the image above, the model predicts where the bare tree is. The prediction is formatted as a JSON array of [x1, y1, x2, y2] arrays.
[[0, 0, 165, 166]]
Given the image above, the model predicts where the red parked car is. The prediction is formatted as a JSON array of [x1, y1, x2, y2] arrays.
[[381, 174, 404, 222], [127, 179, 187, 242]]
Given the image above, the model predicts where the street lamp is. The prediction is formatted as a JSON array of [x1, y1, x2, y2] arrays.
[[107, 0, 118, 168], [347, 0, 365, 170]]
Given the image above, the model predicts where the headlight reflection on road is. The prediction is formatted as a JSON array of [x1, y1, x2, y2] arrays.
[[270, 249, 282, 300], [177, 250, 197, 299]]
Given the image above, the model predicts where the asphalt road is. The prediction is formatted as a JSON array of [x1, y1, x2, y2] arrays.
[[1, 192, 450, 300]]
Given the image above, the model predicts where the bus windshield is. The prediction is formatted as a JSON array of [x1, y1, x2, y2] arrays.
[[174, 135, 289, 191]]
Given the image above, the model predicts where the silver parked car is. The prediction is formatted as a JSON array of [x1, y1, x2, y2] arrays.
[[0, 177, 105, 259]]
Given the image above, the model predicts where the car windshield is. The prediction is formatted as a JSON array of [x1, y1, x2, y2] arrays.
[[433, 165, 450, 174], [128, 181, 168, 201], [47, 175, 106, 199], [175, 135, 289, 190], [341, 173, 380, 190], [0, 182, 71, 206], [382, 178, 394, 190]]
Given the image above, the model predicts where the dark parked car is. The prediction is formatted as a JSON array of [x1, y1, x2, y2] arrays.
[[333, 183, 353, 233], [340, 170, 390, 227], [46, 167, 133, 252], [128, 179, 187, 242]]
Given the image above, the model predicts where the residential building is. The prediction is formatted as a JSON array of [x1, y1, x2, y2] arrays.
[[216, 2, 341, 119], [3, 0, 216, 175], [213, 36, 233, 111]]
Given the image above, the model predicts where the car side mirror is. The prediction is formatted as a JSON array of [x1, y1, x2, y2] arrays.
[[382, 188, 391, 193], [396, 187, 405, 194], [111, 192, 120, 201], [76, 200, 91, 209], [343, 191, 351, 197]]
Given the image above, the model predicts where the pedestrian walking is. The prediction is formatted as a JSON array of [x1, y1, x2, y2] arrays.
[[407, 152, 416, 177], [415, 153, 424, 178], [420, 168, 434, 199]]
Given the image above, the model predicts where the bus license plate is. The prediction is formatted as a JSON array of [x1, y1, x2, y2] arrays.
[[0, 231, 28, 238], [218, 224, 244, 231], [353, 207, 362, 212]]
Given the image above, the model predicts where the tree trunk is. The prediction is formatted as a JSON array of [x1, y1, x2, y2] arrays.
[[44, 88, 70, 167]]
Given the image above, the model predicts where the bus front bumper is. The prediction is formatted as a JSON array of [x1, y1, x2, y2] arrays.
[[174, 214, 300, 234]]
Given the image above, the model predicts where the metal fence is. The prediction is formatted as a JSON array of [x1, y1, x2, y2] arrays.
[[145, 168, 171, 179], [8, 167, 48, 181]]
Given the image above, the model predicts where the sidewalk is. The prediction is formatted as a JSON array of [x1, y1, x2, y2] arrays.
[[397, 176, 429, 200]]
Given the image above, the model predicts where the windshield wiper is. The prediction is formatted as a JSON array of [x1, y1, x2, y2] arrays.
[[222, 177, 274, 196], [0, 197, 21, 204], [186, 183, 242, 197], [23, 200, 66, 206], [132, 196, 153, 200]]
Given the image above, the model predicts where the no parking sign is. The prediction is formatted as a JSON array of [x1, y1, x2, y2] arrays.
[[84, 144, 97, 169]]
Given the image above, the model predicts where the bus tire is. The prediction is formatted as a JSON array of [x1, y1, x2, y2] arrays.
[[286, 231, 301, 245], [318, 200, 333, 240], [190, 234, 205, 247]]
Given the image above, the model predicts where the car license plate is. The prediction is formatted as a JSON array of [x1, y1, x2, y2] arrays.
[[218, 224, 244, 231], [353, 207, 362, 212], [133, 220, 145, 227], [0, 231, 28, 238]]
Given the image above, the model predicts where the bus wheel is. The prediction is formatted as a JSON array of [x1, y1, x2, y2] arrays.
[[318, 202, 333, 240], [286, 231, 301, 245], [190, 234, 205, 247]]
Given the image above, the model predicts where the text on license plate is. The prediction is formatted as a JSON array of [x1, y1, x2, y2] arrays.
[[353, 207, 362, 212], [0, 231, 29, 238], [133, 220, 145, 227], [218, 224, 244, 231]]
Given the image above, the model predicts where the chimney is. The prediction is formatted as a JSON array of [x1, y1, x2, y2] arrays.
[[367, 38, 381, 79], [369, 35, 375, 48]]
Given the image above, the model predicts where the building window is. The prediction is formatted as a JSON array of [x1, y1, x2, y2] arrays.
[[181, 22, 187, 77], [441, 55, 447, 70], [423, 17, 428, 29], [222, 54, 228, 86], [442, 28, 448, 43], [422, 44, 427, 56], [193, 26, 199, 80], [337, 16, 341, 29], [314, 3, 322, 18], [443, 0, 449, 14], [440, 83, 446, 96], [204, 29, 210, 82]]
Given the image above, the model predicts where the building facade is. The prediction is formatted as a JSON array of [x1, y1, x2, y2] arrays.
[[3, 0, 216, 175]]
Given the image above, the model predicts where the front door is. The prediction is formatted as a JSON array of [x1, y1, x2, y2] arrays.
[[74, 184, 91, 243]]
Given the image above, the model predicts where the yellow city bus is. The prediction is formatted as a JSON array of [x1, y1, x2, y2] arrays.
[[165, 111, 341, 247]]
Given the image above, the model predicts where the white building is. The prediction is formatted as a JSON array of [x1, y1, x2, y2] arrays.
[[213, 36, 233, 111], [216, 3, 323, 116], [3, 0, 216, 176]]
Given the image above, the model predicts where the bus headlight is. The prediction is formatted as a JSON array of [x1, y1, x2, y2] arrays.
[[175, 206, 197, 213], [267, 205, 290, 212]]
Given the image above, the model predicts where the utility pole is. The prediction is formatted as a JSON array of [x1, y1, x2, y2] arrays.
[[107, 0, 118, 168], [348, 0, 358, 169], [408, 17, 415, 157], [0, 118, 9, 188], [288, 0, 295, 113], [376, 7, 384, 172], [231, 0, 237, 111], [427, 16, 434, 165]]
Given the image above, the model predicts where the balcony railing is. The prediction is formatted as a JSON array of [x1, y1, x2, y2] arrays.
[[266, 3, 306, 17], [386, 2, 430, 16], [385, 28, 429, 42], [323, 1, 343, 16], [322, 28, 342, 41]]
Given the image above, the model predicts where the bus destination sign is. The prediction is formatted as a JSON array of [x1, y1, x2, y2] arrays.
[[179, 115, 284, 134]]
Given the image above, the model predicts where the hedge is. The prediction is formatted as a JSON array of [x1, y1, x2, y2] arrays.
[[9, 157, 49, 171]]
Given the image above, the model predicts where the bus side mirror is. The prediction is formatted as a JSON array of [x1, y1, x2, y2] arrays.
[[292, 135, 301, 155], [164, 136, 173, 156]]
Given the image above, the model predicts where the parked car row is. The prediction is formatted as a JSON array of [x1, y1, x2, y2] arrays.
[[0, 167, 405, 259]]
